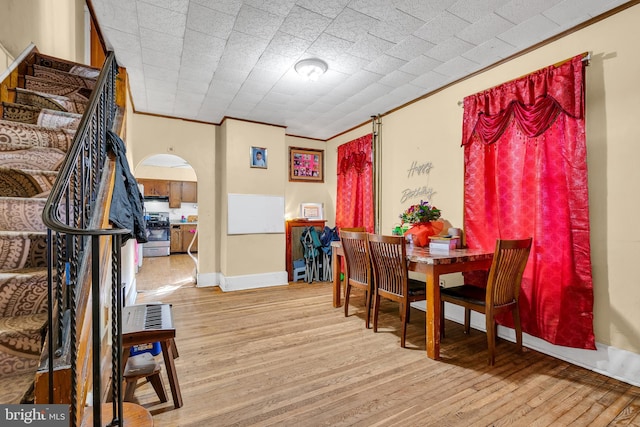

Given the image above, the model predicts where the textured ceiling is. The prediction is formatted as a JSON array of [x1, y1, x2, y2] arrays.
[[91, 0, 630, 141]]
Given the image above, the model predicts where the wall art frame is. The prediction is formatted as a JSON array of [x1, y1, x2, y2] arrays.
[[289, 146, 324, 182]]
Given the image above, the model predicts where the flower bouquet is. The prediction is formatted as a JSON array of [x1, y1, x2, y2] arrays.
[[400, 200, 443, 246]]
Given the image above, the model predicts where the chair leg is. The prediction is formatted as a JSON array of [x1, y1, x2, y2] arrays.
[[364, 288, 372, 329], [513, 306, 523, 352], [486, 313, 496, 366], [400, 302, 410, 348], [148, 372, 168, 403], [124, 379, 137, 402], [464, 308, 471, 334], [344, 283, 351, 317], [440, 300, 445, 338], [373, 293, 381, 332]]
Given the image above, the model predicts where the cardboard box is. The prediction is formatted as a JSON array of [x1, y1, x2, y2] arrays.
[[428, 236, 459, 253]]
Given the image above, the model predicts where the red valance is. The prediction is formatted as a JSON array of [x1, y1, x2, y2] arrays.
[[462, 55, 585, 146], [338, 135, 373, 175]]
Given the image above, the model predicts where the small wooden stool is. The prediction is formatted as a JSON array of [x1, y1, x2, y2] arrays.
[[123, 353, 168, 403]]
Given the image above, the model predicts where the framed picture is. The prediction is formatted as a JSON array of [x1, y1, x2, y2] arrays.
[[300, 203, 324, 220], [289, 147, 324, 182], [251, 146, 267, 168]]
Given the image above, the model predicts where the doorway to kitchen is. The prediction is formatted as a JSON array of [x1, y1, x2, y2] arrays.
[[135, 154, 198, 285]]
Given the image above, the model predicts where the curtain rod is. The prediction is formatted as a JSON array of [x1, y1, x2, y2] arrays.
[[457, 51, 591, 107]]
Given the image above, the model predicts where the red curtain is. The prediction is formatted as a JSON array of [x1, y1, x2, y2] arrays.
[[462, 55, 595, 349], [336, 134, 374, 232]]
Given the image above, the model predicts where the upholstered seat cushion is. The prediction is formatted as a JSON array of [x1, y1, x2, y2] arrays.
[[408, 279, 426, 297], [440, 285, 486, 305]]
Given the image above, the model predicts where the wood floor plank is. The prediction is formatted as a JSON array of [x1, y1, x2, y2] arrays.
[[130, 255, 640, 427]]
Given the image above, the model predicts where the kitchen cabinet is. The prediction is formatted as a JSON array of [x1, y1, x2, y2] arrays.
[[182, 225, 198, 252], [170, 226, 182, 253], [169, 181, 182, 208], [139, 179, 197, 206], [170, 224, 198, 253], [181, 181, 197, 203], [139, 178, 169, 197]]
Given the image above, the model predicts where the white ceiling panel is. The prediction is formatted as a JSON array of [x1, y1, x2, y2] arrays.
[[456, 13, 514, 46], [324, 7, 378, 42], [186, 3, 235, 38], [413, 11, 471, 44], [234, 5, 284, 39], [90, 0, 633, 141], [138, 0, 190, 14], [137, 2, 187, 37], [447, 0, 512, 23], [495, 0, 564, 24], [279, 6, 332, 41], [295, 0, 351, 19]]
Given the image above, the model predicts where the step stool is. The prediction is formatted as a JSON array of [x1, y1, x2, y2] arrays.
[[123, 353, 167, 403], [293, 258, 306, 281]]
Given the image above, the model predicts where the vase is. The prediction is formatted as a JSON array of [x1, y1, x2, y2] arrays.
[[403, 221, 444, 247]]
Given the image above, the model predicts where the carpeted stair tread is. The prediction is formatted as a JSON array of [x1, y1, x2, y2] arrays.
[[32, 64, 96, 89], [14, 88, 87, 114], [0, 168, 58, 197], [0, 371, 35, 404], [0, 231, 47, 270], [24, 75, 92, 103], [0, 312, 47, 378], [0, 119, 74, 150], [37, 109, 82, 130], [1, 102, 41, 124], [0, 197, 49, 231], [1, 103, 82, 131], [0, 145, 65, 171], [34, 52, 100, 79], [0, 269, 48, 318]]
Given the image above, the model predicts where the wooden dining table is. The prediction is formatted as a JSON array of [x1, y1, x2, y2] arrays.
[[331, 240, 493, 360]]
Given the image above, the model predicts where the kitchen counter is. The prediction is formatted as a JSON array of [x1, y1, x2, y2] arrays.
[[170, 223, 198, 253]]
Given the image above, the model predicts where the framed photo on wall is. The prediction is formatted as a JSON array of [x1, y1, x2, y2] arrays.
[[289, 147, 324, 182], [300, 203, 324, 220], [251, 146, 267, 168]]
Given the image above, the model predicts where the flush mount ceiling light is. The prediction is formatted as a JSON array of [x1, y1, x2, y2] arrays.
[[294, 58, 328, 81]]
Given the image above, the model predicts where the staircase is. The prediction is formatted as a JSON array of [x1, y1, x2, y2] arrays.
[[0, 50, 99, 404]]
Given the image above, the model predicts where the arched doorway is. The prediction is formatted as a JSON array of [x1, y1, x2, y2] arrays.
[[134, 154, 198, 279]]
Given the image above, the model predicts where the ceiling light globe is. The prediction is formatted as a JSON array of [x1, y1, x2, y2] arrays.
[[295, 58, 328, 81]]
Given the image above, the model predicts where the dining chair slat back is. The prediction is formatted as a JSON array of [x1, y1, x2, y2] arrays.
[[367, 233, 426, 348], [440, 238, 532, 365], [340, 230, 373, 328]]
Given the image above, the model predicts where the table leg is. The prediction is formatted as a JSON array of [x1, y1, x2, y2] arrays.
[[425, 265, 441, 360], [160, 339, 183, 408], [332, 250, 341, 307]]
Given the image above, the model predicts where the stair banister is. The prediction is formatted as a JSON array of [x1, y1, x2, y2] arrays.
[[42, 51, 129, 427]]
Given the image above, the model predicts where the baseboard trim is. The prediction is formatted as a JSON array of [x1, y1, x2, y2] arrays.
[[196, 272, 219, 287], [411, 301, 640, 388], [218, 271, 288, 292]]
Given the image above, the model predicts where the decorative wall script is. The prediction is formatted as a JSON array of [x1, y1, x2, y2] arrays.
[[400, 160, 436, 203]]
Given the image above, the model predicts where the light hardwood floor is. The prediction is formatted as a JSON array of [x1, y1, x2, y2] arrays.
[[131, 254, 640, 426]]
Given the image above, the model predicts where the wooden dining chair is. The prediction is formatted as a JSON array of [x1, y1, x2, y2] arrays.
[[340, 230, 373, 328], [440, 238, 532, 365], [367, 234, 426, 348]]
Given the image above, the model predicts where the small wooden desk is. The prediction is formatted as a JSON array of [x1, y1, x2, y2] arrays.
[[331, 241, 493, 360], [285, 219, 326, 281]]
